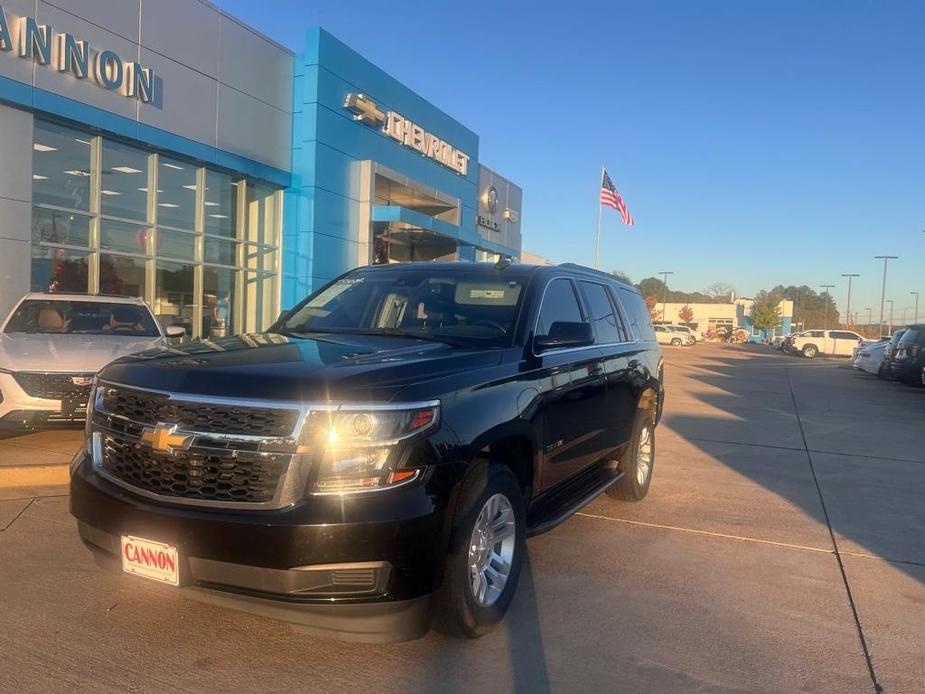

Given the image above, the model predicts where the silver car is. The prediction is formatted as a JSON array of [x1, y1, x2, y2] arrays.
[[0, 293, 183, 428]]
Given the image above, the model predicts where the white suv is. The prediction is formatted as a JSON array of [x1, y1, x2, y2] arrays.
[[787, 329, 864, 359], [0, 293, 184, 429]]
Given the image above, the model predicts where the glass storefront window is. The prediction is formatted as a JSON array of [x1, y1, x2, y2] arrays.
[[246, 184, 278, 246], [29, 120, 281, 339], [32, 121, 92, 211], [100, 219, 151, 255], [204, 236, 238, 265], [205, 171, 237, 237], [158, 229, 197, 261], [203, 266, 236, 338], [99, 254, 146, 297], [158, 157, 197, 230], [101, 140, 149, 221], [32, 208, 91, 247], [30, 246, 89, 293]]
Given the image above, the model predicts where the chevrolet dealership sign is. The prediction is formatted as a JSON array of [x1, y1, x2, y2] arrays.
[[0, 4, 154, 102], [345, 93, 470, 176]]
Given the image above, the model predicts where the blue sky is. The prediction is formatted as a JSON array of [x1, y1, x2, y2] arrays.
[[218, 0, 924, 320]]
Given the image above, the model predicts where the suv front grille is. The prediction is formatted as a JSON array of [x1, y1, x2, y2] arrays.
[[99, 435, 286, 503], [99, 385, 299, 437], [91, 384, 303, 506], [13, 372, 94, 400]]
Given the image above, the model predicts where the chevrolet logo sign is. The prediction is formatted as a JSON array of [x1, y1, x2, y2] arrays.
[[344, 93, 385, 126], [140, 423, 192, 454]]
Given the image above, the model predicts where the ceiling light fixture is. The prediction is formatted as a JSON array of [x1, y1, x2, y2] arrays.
[[33, 143, 57, 152], [208, 214, 229, 219], [204, 201, 219, 207], [32, 174, 48, 180], [181, 184, 197, 191], [158, 203, 179, 208], [74, 138, 92, 145], [101, 190, 121, 196], [162, 163, 184, 170], [64, 169, 91, 177], [112, 166, 143, 174]]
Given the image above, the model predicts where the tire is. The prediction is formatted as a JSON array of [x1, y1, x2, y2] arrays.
[[670, 338, 682, 346], [607, 410, 655, 502], [438, 465, 526, 638], [802, 344, 817, 359]]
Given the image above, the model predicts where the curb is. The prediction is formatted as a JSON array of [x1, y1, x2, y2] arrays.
[[0, 464, 70, 488]]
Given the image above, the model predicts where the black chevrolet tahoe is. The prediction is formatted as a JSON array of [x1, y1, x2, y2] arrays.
[[70, 261, 664, 642]]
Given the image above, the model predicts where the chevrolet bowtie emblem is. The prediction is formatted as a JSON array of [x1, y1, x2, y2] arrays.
[[140, 423, 192, 454], [344, 93, 385, 126]]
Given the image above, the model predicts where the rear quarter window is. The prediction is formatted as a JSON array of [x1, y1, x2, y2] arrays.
[[616, 287, 655, 342]]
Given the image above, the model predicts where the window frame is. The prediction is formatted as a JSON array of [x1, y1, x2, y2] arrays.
[[576, 279, 632, 346]]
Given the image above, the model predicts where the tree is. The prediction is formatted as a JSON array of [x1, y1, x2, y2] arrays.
[[705, 283, 736, 302], [750, 291, 782, 338], [771, 285, 839, 330], [678, 305, 694, 324], [644, 295, 662, 320], [610, 270, 632, 285]]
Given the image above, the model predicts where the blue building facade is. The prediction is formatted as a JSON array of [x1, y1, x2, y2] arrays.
[[283, 29, 520, 308]]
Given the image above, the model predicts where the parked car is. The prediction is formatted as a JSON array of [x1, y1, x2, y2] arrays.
[[852, 340, 890, 376], [666, 324, 698, 344], [889, 324, 925, 385], [70, 262, 665, 642], [655, 324, 685, 346], [786, 329, 864, 358], [0, 293, 184, 430], [878, 328, 907, 379]]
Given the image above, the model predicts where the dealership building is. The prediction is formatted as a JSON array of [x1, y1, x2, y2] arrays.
[[0, 0, 523, 337]]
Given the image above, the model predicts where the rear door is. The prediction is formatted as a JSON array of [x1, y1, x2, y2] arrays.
[[533, 278, 608, 490], [832, 331, 862, 356], [577, 280, 636, 460]]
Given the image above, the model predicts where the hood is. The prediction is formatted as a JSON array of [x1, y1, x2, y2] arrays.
[[0, 333, 166, 373], [98, 333, 508, 402]]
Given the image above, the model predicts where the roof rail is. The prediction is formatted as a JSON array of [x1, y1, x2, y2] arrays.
[[557, 262, 633, 286]]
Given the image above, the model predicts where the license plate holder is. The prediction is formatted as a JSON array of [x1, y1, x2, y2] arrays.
[[120, 535, 180, 586]]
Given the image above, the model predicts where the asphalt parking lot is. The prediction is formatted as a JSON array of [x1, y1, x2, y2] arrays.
[[1, 343, 922, 693]]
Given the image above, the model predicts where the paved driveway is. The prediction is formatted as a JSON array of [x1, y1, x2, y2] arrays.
[[1, 344, 922, 693]]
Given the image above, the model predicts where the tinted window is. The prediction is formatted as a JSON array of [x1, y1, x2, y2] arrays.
[[806, 330, 824, 337], [579, 281, 625, 344], [898, 328, 921, 345], [536, 279, 583, 336], [617, 287, 656, 341], [832, 331, 859, 340]]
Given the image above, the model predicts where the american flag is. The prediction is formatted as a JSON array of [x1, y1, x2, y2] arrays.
[[600, 169, 634, 225]]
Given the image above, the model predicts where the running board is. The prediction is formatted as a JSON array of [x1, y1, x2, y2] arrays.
[[525, 467, 623, 538]]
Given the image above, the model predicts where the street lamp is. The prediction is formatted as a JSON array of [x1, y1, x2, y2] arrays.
[[658, 271, 674, 324], [874, 255, 898, 336], [912, 291, 920, 324], [865, 307, 873, 331], [841, 273, 859, 327], [886, 299, 894, 334], [820, 284, 835, 350]]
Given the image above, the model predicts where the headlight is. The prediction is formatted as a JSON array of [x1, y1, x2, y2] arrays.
[[303, 402, 439, 494]]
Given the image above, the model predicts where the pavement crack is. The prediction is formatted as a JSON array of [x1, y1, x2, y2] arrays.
[[0, 498, 35, 532], [784, 364, 884, 694]]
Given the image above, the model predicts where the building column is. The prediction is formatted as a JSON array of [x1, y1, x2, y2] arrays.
[[0, 104, 34, 318]]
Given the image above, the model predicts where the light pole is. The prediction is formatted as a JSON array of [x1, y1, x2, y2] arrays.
[[865, 307, 872, 333], [874, 255, 898, 336], [841, 273, 859, 327], [658, 271, 674, 324], [912, 291, 920, 324], [886, 299, 894, 334], [821, 284, 835, 352]]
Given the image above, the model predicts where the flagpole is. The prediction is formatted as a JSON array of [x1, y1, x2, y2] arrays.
[[594, 166, 603, 269]]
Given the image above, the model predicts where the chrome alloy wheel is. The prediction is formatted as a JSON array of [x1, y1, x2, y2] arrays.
[[468, 493, 516, 607], [636, 425, 653, 486]]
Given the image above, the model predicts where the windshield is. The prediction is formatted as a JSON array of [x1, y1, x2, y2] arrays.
[[4, 300, 160, 337], [279, 269, 526, 347]]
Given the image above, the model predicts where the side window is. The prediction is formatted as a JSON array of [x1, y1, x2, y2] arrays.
[[806, 330, 824, 338], [618, 287, 655, 341], [536, 279, 583, 336], [579, 281, 624, 344]]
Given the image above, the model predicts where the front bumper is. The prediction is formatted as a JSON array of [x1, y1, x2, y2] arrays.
[[0, 372, 88, 426], [70, 454, 456, 642]]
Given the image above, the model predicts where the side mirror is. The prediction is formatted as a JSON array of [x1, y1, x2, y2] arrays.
[[165, 325, 186, 338], [534, 321, 594, 352]]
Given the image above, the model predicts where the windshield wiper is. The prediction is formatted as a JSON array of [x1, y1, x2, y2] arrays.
[[286, 327, 467, 346]]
